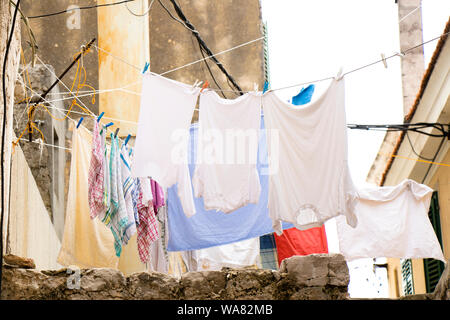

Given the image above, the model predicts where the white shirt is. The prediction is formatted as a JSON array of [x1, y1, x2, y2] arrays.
[[192, 90, 262, 213], [262, 78, 358, 235], [132, 74, 200, 217], [336, 179, 446, 262]]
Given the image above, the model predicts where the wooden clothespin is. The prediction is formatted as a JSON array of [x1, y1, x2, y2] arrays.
[[381, 53, 388, 68], [335, 67, 344, 81], [200, 80, 209, 93], [76, 117, 84, 128]]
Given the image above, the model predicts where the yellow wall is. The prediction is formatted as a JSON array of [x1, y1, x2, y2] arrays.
[[97, 0, 150, 136], [387, 150, 450, 298]]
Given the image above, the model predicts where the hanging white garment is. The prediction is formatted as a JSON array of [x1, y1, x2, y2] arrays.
[[194, 237, 261, 271], [336, 179, 446, 263], [262, 78, 358, 235], [131, 74, 200, 217], [192, 90, 262, 213]]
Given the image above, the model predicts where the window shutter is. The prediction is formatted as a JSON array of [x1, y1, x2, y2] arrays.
[[401, 258, 414, 295], [423, 191, 445, 293]]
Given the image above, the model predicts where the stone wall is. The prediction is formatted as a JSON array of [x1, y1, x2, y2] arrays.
[[1, 254, 350, 300]]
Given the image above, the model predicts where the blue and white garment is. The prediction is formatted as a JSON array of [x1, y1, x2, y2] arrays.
[[103, 134, 128, 257], [119, 143, 137, 245]]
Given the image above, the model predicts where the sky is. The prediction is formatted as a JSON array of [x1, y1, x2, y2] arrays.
[[260, 0, 450, 298]]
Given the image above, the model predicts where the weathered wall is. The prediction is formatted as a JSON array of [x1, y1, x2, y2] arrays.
[[1, 254, 350, 300], [97, 0, 150, 136], [149, 0, 265, 122], [0, 0, 21, 253], [20, 0, 99, 115]]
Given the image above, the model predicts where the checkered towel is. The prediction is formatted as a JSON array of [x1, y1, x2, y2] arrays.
[[88, 121, 105, 219], [136, 178, 160, 264]]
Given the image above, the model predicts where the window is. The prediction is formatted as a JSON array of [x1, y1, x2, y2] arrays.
[[401, 258, 414, 295], [423, 191, 445, 293]]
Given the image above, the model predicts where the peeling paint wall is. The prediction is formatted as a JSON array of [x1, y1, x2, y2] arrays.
[[97, 0, 150, 136]]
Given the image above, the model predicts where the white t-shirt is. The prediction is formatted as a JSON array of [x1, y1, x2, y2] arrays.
[[192, 90, 262, 213], [131, 74, 200, 217], [336, 179, 446, 262], [262, 78, 358, 235]]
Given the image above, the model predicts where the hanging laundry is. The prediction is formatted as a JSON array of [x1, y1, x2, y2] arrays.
[[131, 74, 200, 217], [336, 179, 446, 262], [192, 90, 262, 213], [58, 126, 119, 269], [259, 233, 279, 270], [274, 226, 328, 265], [271, 85, 329, 265], [103, 134, 129, 257], [99, 126, 109, 222], [262, 78, 358, 235], [291, 84, 315, 106], [151, 178, 165, 214], [136, 177, 160, 264], [88, 120, 105, 219], [194, 237, 261, 271], [119, 143, 137, 245], [148, 205, 170, 273], [167, 117, 293, 252]]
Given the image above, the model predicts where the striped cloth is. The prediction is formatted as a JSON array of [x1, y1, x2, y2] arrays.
[[120, 144, 137, 245], [102, 134, 128, 257], [87, 121, 105, 219], [259, 233, 279, 270], [136, 177, 160, 264]]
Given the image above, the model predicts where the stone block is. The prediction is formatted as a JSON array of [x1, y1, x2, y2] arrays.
[[127, 271, 179, 300], [3, 254, 36, 269], [180, 271, 226, 299]]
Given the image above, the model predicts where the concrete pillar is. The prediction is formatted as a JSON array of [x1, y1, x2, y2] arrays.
[[397, 0, 425, 117]]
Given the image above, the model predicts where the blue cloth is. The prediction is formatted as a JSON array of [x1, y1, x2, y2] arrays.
[[167, 116, 292, 252], [291, 84, 315, 105], [167, 85, 314, 252]]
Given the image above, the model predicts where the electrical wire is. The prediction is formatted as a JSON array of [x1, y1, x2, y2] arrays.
[[125, 0, 155, 17], [28, 0, 137, 19], [1, 0, 21, 298]]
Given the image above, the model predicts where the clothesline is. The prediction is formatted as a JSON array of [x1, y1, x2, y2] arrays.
[[31, 30, 450, 107]]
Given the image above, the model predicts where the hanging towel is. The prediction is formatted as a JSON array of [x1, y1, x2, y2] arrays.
[[131, 74, 200, 217], [167, 117, 293, 252], [103, 134, 129, 257], [192, 90, 262, 213], [274, 226, 328, 265], [136, 178, 160, 264], [336, 179, 446, 263], [262, 78, 358, 235], [195, 237, 261, 271], [259, 233, 279, 270], [88, 120, 105, 219], [57, 126, 119, 269], [119, 143, 137, 245], [151, 178, 165, 214]]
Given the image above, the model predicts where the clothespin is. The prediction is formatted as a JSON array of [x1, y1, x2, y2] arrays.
[[114, 127, 120, 138], [200, 81, 209, 93], [104, 122, 114, 128], [263, 81, 269, 93], [124, 134, 131, 145], [335, 67, 344, 81], [381, 53, 388, 68], [76, 117, 84, 128], [97, 111, 104, 123], [253, 83, 258, 92], [142, 62, 150, 74], [395, 51, 405, 58]]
